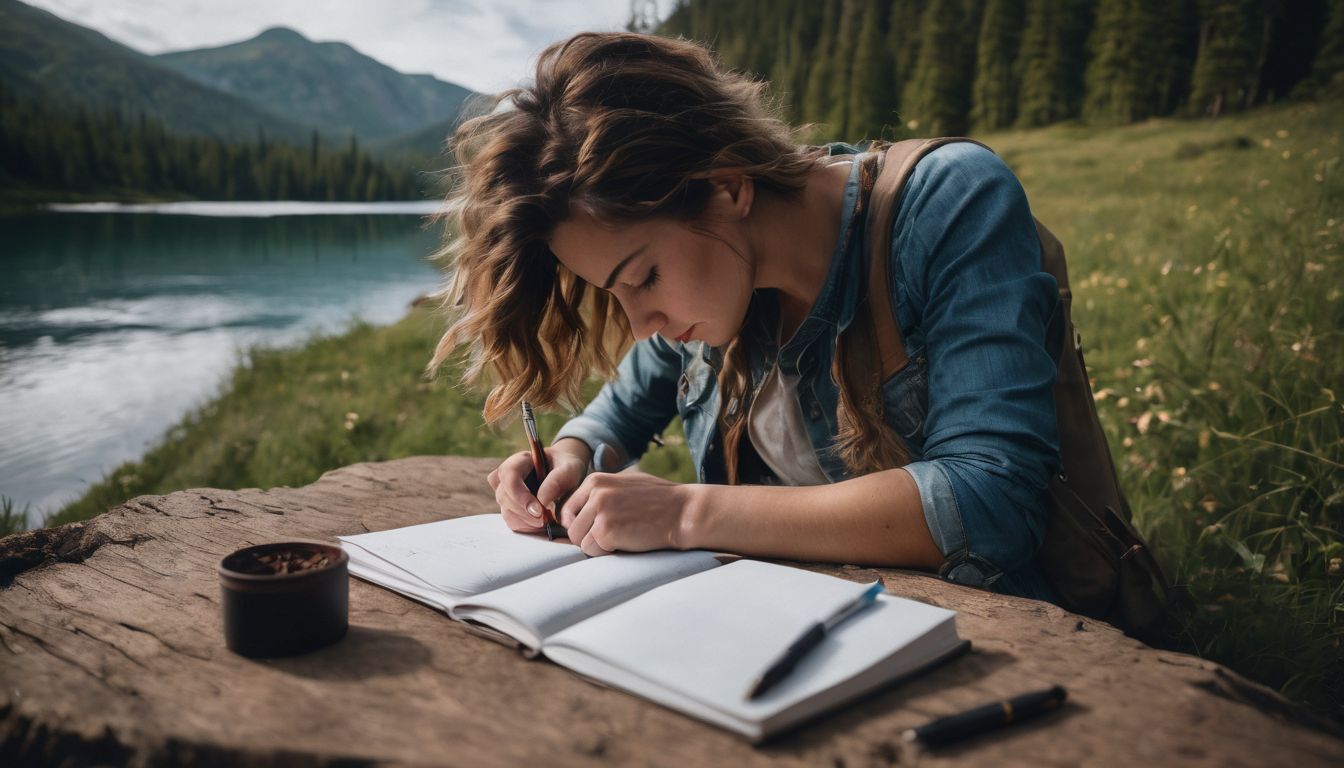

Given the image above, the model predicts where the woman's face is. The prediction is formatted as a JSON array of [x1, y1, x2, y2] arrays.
[[548, 183, 755, 347]]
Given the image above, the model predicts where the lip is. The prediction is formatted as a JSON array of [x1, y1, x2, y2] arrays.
[[674, 324, 698, 343]]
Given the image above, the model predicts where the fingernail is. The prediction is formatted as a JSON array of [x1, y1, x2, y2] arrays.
[[527, 503, 541, 518]]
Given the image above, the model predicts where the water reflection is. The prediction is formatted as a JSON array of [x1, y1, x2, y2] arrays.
[[0, 211, 443, 526]]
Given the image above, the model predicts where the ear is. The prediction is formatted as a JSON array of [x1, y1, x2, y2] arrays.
[[705, 173, 755, 221]]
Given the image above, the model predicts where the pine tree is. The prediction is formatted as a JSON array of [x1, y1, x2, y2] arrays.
[[1308, 0, 1344, 92], [825, 0, 866, 139], [971, 0, 1026, 130], [905, 0, 976, 135], [802, 0, 844, 132], [886, 0, 929, 133], [1083, 0, 1173, 123], [1015, 0, 1091, 127], [1153, 0, 1202, 114], [845, 1, 895, 141], [1189, 0, 1268, 116]]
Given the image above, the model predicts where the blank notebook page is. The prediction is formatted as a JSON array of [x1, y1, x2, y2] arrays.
[[340, 514, 585, 596], [544, 559, 957, 729]]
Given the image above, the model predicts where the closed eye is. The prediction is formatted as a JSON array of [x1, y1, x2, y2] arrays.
[[636, 265, 660, 291]]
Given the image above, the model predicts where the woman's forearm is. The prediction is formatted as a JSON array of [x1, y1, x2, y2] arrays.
[[681, 468, 945, 569]]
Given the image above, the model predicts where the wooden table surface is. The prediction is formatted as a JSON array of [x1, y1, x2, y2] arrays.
[[1, 455, 1340, 767]]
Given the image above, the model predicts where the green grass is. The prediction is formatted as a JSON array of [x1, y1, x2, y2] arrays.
[[979, 97, 1343, 715], [48, 97, 1342, 717]]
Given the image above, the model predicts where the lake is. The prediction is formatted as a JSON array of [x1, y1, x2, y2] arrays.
[[0, 203, 444, 528]]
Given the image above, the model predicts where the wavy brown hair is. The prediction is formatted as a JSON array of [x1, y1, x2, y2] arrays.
[[429, 31, 909, 479]]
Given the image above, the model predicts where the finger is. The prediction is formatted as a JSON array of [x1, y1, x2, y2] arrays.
[[535, 470, 576, 515], [500, 454, 546, 518], [496, 483, 543, 530], [559, 473, 598, 528], [580, 529, 613, 557], [564, 494, 595, 550], [487, 466, 500, 491], [500, 502, 543, 532]]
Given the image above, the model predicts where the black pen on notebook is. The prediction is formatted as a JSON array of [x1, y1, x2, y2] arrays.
[[520, 401, 566, 541], [746, 579, 884, 700], [902, 685, 1068, 748]]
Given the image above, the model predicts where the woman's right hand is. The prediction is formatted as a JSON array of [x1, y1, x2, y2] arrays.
[[487, 437, 591, 533]]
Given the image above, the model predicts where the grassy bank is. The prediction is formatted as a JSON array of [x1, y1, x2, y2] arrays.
[[982, 97, 1343, 715], [51, 97, 1341, 716]]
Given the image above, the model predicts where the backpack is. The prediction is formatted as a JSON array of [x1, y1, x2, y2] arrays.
[[865, 138, 1174, 643]]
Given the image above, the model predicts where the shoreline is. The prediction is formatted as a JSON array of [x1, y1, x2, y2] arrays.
[[43, 200, 442, 217]]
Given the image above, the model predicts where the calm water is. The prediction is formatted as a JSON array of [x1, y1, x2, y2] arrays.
[[0, 204, 443, 527]]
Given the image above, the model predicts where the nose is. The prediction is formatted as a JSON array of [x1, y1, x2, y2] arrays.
[[622, 302, 667, 341]]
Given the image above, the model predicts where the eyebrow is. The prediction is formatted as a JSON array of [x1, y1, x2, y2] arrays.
[[602, 244, 649, 290]]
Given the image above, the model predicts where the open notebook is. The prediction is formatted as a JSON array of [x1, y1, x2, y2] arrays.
[[340, 514, 967, 742]]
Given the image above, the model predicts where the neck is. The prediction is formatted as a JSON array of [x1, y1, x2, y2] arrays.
[[745, 159, 852, 327]]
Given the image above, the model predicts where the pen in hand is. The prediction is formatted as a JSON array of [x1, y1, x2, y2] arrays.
[[746, 579, 885, 700], [520, 401, 567, 541]]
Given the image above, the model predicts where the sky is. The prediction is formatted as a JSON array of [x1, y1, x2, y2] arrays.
[[24, 0, 667, 94]]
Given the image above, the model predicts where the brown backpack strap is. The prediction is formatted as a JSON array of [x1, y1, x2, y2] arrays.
[[866, 138, 993, 378]]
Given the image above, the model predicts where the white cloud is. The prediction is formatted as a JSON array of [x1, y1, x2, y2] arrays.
[[22, 0, 649, 93]]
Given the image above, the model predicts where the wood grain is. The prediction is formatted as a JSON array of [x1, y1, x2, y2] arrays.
[[1, 455, 1339, 767]]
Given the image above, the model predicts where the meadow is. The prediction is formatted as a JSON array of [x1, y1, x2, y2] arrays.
[[25, 95, 1343, 717]]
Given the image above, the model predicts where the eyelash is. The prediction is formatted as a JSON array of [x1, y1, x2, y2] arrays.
[[636, 266, 660, 291]]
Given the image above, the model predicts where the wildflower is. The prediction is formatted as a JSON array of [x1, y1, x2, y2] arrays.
[[344, 412, 360, 430], [1136, 411, 1153, 434], [340, 370, 351, 382], [1330, 557, 1341, 576], [1276, 129, 1289, 138]]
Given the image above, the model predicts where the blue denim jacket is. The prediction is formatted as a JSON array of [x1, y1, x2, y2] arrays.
[[555, 143, 1063, 603]]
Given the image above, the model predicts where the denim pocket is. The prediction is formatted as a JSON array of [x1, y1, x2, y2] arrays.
[[880, 352, 929, 441]]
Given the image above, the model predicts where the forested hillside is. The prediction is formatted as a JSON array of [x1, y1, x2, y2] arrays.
[[0, 88, 421, 203], [658, 0, 1344, 140]]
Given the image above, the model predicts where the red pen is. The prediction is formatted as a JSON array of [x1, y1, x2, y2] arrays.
[[520, 401, 565, 540]]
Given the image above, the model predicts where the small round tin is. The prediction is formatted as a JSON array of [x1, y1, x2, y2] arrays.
[[218, 540, 348, 658]]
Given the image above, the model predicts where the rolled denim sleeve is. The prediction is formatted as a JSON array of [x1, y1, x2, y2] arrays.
[[891, 143, 1061, 587], [554, 335, 682, 471]]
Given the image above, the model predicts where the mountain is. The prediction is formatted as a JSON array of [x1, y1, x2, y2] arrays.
[[369, 111, 472, 169], [0, 0, 313, 142], [156, 27, 475, 143]]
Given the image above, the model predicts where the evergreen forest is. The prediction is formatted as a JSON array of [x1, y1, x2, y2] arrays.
[[0, 88, 421, 203], [658, 0, 1344, 140]]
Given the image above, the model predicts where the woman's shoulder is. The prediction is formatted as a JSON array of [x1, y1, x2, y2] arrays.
[[894, 141, 1027, 240], [905, 141, 1017, 193]]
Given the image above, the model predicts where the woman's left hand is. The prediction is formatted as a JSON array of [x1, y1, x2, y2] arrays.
[[559, 471, 701, 557]]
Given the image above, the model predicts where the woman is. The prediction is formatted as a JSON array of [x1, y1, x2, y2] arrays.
[[431, 32, 1063, 602]]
